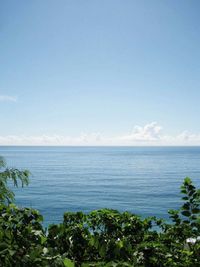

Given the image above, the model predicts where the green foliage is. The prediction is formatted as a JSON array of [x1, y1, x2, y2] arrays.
[[0, 157, 200, 266], [47, 209, 152, 265], [168, 177, 200, 239], [0, 156, 30, 204]]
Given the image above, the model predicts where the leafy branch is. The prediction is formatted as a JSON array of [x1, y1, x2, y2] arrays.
[[0, 156, 30, 204]]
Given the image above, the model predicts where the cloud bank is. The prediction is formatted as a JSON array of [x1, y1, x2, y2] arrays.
[[0, 95, 17, 102], [1, 122, 200, 146]]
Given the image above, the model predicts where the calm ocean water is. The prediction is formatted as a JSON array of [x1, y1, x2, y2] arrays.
[[1, 146, 200, 225]]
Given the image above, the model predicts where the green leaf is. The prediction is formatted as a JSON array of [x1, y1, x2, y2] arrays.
[[184, 177, 192, 185], [41, 235, 47, 244], [192, 208, 200, 214], [181, 189, 187, 194], [182, 203, 190, 210], [181, 210, 191, 217], [8, 250, 16, 256], [99, 244, 107, 257], [63, 258, 75, 267]]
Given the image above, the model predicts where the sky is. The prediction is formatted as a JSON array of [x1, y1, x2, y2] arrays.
[[0, 0, 200, 146]]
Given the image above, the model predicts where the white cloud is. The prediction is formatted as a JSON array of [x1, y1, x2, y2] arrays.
[[0, 95, 17, 102], [118, 122, 162, 142], [175, 131, 200, 143], [1, 122, 200, 146], [0, 133, 103, 146]]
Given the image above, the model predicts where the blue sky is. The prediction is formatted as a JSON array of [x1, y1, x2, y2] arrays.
[[1, 0, 200, 145]]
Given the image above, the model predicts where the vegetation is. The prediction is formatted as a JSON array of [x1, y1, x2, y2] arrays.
[[0, 156, 29, 204], [0, 156, 200, 266]]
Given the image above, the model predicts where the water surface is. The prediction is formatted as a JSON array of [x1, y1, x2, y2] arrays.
[[1, 146, 200, 225]]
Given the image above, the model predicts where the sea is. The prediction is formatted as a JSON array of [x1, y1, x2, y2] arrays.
[[1, 146, 200, 226]]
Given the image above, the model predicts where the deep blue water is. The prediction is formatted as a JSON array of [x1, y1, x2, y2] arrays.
[[1, 146, 200, 225]]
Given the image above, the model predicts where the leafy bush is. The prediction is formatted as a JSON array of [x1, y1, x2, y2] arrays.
[[0, 157, 200, 266]]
